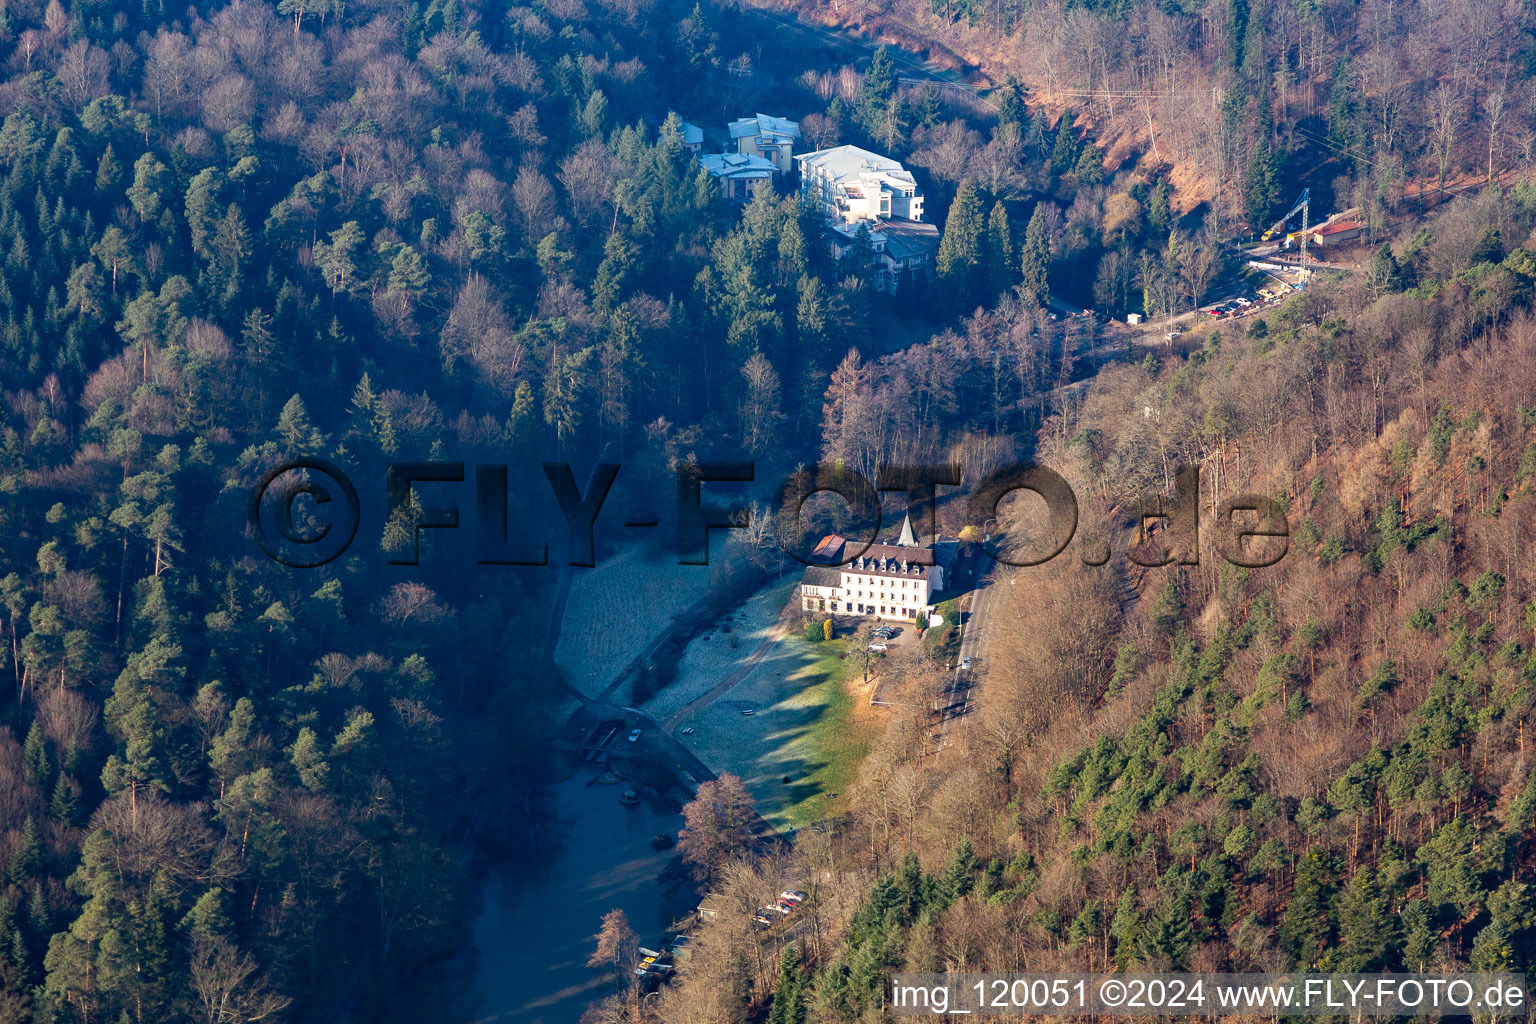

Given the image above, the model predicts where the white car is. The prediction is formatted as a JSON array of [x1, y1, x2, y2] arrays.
[[779, 890, 807, 903], [868, 643, 888, 652], [627, 728, 642, 742], [959, 657, 972, 671]]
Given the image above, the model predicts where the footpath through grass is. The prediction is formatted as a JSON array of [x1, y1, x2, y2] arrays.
[[677, 635, 877, 832]]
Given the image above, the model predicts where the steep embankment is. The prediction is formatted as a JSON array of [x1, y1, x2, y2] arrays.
[[745, 0, 1213, 205]]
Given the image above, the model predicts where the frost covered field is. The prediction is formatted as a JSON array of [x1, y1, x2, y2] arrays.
[[554, 546, 717, 699]]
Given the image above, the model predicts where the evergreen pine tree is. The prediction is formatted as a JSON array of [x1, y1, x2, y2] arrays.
[[49, 773, 79, 826], [1110, 888, 1145, 968], [1369, 244, 1404, 294], [1245, 93, 1281, 228], [8, 815, 41, 884], [22, 721, 49, 790], [1050, 115, 1079, 175], [1399, 899, 1436, 970], [93, 144, 121, 193], [997, 76, 1027, 134], [1019, 203, 1052, 307], [1149, 892, 1194, 967], [1470, 921, 1514, 973], [1225, 0, 1248, 71], [937, 836, 977, 905], [767, 945, 807, 1024], [895, 850, 926, 921], [1336, 868, 1398, 971], [274, 394, 325, 454], [984, 201, 1014, 299], [914, 84, 941, 129], [1279, 850, 1338, 968], [936, 181, 986, 311]]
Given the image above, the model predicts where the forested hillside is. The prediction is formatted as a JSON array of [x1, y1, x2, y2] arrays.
[[0, 0, 939, 1019], [0, 0, 1157, 1018], [653, 188, 1536, 1024], [0, 0, 1533, 1019], [771, 0, 1534, 234]]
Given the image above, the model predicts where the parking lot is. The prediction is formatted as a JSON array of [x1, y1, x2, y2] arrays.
[[857, 619, 911, 654]]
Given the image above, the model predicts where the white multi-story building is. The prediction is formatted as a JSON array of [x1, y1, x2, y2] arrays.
[[727, 114, 799, 175], [798, 517, 946, 621], [795, 145, 925, 226]]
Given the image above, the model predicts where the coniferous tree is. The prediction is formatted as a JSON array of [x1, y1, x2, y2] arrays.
[[1019, 203, 1052, 307], [937, 181, 987, 311], [7, 815, 41, 885], [1336, 868, 1397, 971], [937, 837, 977, 905], [1245, 92, 1281, 228], [22, 720, 49, 790], [1110, 888, 1145, 968], [1280, 850, 1338, 968], [984, 201, 1014, 300], [767, 945, 807, 1024]]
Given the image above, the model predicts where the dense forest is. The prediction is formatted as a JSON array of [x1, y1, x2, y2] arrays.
[[653, 215, 1536, 1024], [639, 1, 1536, 1023], [0, 0, 1127, 1018], [0, 0, 1531, 1019]]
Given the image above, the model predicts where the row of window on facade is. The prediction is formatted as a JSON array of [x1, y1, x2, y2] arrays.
[[805, 598, 917, 618]]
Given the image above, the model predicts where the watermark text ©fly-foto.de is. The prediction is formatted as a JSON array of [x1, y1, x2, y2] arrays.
[[246, 459, 1290, 571]]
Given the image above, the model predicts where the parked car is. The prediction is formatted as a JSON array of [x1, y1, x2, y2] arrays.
[[868, 643, 888, 652], [1235, 296, 1253, 306], [1205, 305, 1225, 317], [627, 728, 642, 742], [779, 890, 808, 903], [752, 911, 773, 926], [960, 657, 972, 671], [769, 902, 793, 915]]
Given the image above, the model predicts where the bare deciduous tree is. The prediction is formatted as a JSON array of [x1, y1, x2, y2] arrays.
[[189, 936, 292, 1024], [1426, 85, 1464, 193]]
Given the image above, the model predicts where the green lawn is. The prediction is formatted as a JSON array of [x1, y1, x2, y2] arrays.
[[677, 636, 876, 831]]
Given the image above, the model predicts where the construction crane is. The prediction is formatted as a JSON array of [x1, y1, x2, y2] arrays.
[[1260, 188, 1313, 269], [1261, 188, 1309, 242]]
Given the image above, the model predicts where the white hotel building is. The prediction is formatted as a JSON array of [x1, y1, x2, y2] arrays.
[[795, 145, 925, 226], [798, 517, 945, 621]]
